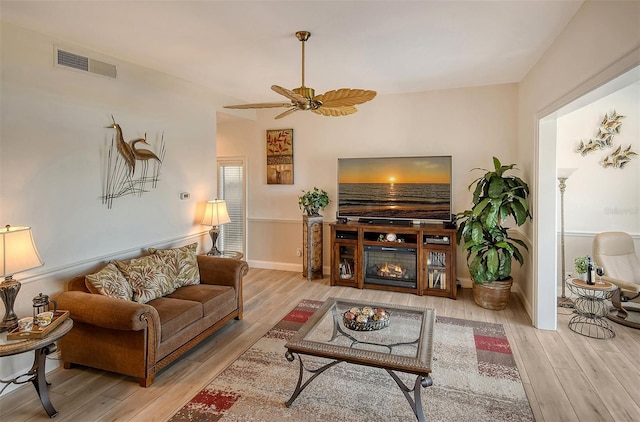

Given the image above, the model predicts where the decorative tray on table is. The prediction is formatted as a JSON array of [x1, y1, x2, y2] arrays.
[[342, 306, 390, 331], [7, 310, 70, 340]]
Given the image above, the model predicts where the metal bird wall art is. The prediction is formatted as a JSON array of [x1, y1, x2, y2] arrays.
[[101, 117, 166, 208], [576, 110, 637, 169], [224, 31, 376, 119]]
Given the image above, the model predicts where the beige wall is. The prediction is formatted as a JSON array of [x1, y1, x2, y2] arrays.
[[218, 83, 519, 283], [517, 0, 640, 328], [0, 22, 231, 386]]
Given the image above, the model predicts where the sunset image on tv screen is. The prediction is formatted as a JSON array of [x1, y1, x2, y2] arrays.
[[338, 156, 452, 221]]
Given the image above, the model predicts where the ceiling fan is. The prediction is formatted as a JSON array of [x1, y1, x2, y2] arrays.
[[224, 31, 377, 119]]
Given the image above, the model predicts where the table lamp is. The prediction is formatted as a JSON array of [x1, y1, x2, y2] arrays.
[[0, 225, 44, 332], [201, 200, 231, 256]]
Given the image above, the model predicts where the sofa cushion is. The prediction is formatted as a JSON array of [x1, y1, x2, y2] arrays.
[[147, 297, 203, 342], [85, 262, 133, 301], [149, 243, 200, 288], [166, 284, 235, 317], [115, 255, 177, 304]]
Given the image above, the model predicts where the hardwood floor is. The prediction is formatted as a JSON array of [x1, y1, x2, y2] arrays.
[[2, 268, 640, 421]]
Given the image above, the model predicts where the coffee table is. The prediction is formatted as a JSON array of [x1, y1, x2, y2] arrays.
[[284, 297, 435, 422]]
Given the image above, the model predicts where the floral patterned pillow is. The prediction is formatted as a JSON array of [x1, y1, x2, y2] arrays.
[[115, 254, 177, 304], [148, 243, 200, 288], [85, 262, 133, 301]]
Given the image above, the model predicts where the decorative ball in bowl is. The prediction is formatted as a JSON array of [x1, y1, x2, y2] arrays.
[[343, 306, 390, 331]]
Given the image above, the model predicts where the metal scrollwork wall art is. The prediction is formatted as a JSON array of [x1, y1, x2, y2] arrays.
[[576, 110, 637, 169], [101, 116, 166, 208]]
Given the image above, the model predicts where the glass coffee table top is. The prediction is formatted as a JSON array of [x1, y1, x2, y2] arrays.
[[286, 297, 435, 375]]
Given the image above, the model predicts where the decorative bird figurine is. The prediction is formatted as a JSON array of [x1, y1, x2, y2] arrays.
[[129, 136, 162, 162], [105, 116, 136, 175]]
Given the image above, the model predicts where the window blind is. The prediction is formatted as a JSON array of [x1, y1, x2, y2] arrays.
[[217, 158, 246, 254]]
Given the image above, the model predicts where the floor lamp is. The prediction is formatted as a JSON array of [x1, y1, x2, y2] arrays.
[[558, 168, 577, 308]]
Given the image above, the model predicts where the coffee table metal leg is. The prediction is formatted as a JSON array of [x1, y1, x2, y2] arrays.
[[31, 344, 58, 418], [284, 351, 342, 407], [386, 369, 432, 422]]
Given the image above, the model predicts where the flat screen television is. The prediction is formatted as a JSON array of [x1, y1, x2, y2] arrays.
[[337, 156, 452, 223]]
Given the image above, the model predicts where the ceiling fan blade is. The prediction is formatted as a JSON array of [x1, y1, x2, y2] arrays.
[[271, 85, 308, 103], [224, 102, 292, 109], [314, 89, 377, 108], [275, 107, 299, 119], [312, 106, 358, 117]]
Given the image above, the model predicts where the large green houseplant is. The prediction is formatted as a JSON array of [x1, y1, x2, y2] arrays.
[[456, 157, 532, 310]]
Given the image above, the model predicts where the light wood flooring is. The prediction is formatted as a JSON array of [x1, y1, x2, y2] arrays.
[[2, 268, 640, 421]]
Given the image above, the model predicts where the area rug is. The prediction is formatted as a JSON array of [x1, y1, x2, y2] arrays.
[[170, 299, 534, 421]]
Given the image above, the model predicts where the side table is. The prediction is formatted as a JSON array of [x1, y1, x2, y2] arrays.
[[0, 318, 73, 418], [212, 250, 244, 259], [566, 278, 616, 339]]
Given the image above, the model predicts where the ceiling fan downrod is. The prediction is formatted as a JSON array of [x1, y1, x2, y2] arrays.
[[294, 31, 314, 99]]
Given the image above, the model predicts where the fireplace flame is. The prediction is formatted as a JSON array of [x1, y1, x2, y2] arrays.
[[378, 262, 407, 278]]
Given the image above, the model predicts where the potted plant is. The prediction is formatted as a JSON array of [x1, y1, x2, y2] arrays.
[[298, 187, 330, 216], [574, 256, 589, 281], [456, 157, 532, 310]]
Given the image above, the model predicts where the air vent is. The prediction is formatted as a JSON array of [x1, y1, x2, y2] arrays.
[[56, 48, 117, 79]]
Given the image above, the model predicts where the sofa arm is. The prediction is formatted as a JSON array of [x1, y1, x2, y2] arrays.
[[53, 290, 159, 332], [197, 255, 248, 290]]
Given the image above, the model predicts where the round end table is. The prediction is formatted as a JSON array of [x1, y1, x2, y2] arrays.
[[566, 278, 616, 339], [0, 318, 73, 417]]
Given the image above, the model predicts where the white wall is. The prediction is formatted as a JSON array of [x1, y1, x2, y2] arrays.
[[0, 22, 231, 390], [557, 83, 639, 234], [218, 83, 520, 282], [518, 0, 640, 328]]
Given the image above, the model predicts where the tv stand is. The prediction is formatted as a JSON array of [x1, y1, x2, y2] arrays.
[[330, 221, 457, 298]]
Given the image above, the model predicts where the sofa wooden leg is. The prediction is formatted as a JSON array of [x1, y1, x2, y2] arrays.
[[139, 375, 155, 387]]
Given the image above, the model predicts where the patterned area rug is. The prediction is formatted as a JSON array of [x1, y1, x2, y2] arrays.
[[170, 299, 534, 421]]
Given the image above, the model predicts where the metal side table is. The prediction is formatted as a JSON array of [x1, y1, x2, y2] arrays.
[[566, 278, 616, 339], [0, 318, 73, 418]]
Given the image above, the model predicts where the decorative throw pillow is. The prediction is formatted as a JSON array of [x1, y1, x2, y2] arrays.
[[115, 254, 177, 304], [85, 262, 133, 301], [148, 243, 200, 288]]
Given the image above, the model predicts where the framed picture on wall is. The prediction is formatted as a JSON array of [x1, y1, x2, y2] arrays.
[[266, 128, 294, 184]]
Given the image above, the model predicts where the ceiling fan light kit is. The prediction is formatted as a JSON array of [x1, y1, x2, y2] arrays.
[[224, 31, 376, 119]]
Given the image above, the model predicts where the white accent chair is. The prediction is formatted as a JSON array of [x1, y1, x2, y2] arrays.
[[593, 231, 640, 329]]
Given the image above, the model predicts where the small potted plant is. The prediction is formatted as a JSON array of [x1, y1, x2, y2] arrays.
[[298, 187, 330, 216], [574, 256, 588, 281]]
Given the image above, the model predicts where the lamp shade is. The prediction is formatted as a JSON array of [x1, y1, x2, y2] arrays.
[[557, 168, 577, 179], [0, 225, 44, 277], [201, 200, 231, 226]]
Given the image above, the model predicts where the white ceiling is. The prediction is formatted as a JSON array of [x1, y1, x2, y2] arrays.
[[0, 1, 584, 103]]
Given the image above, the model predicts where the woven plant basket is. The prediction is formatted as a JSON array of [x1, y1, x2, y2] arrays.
[[472, 278, 513, 310]]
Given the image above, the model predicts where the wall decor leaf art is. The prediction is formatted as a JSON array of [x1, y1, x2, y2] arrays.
[[575, 110, 637, 169], [101, 116, 166, 208], [266, 128, 293, 184]]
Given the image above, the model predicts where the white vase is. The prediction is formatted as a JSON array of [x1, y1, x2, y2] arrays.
[[578, 272, 587, 282]]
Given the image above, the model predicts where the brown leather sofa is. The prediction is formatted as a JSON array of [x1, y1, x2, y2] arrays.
[[53, 254, 248, 387]]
